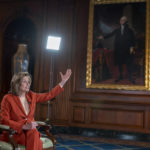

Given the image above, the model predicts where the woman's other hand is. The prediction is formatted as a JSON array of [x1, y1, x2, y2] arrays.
[[22, 121, 38, 130]]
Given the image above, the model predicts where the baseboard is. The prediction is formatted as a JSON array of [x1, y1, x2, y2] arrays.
[[50, 126, 150, 143]]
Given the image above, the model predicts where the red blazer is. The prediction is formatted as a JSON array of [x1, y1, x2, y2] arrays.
[[0, 85, 64, 134]]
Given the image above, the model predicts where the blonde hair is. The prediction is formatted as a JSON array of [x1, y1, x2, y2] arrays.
[[9, 72, 32, 96]]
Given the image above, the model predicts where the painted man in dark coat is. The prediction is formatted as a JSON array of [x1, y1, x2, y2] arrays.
[[98, 16, 136, 83]]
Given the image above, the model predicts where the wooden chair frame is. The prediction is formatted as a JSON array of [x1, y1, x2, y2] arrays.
[[0, 122, 56, 150]]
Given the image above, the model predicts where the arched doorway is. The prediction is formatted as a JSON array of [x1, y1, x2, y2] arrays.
[[1, 17, 36, 97]]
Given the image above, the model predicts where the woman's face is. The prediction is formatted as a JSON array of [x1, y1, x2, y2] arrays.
[[19, 76, 31, 93]]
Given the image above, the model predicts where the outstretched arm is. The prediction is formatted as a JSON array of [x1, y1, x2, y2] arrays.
[[59, 69, 72, 87], [35, 69, 72, 103]]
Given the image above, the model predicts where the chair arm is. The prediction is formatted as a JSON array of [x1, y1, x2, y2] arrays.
[[0, 124, 16, 135], [0, 124, 18, 150], [36, 121, 51, 130], [0, 124, 10, 131], [36, 121, 56, 146]]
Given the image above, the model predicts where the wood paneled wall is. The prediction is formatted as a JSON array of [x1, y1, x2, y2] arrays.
[[1, 0, 150, 134]]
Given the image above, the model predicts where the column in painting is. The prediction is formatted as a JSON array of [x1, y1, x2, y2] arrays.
[[13, 44, 29, 74]]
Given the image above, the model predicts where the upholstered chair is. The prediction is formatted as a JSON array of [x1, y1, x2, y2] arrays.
[[0, 121, 56, 150]]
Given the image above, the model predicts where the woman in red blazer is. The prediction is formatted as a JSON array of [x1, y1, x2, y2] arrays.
[[0, 69, 72, 150]]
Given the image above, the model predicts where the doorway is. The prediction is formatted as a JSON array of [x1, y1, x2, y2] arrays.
[[1, 17, 36, 98]]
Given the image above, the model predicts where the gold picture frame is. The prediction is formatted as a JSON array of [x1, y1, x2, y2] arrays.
[[86, 0, 150, 90]]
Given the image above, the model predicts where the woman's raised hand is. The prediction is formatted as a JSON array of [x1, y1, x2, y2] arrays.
[[59, 69, 72, 87]]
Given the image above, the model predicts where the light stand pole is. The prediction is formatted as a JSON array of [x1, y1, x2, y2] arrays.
[[45, 35, 61, 123], [46, 54, 54, 122]]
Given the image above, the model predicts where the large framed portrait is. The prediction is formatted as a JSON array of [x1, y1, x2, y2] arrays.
[[86, 0, 150, 90]]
